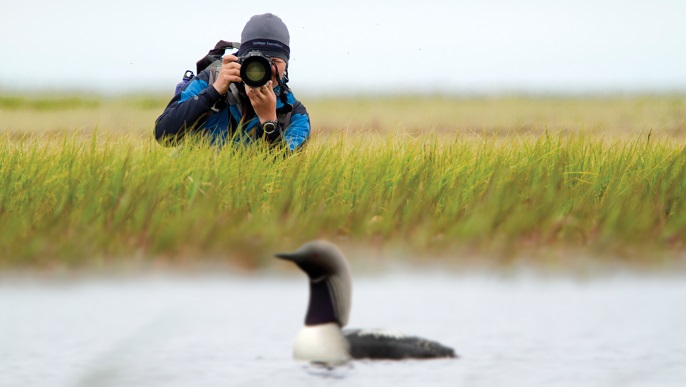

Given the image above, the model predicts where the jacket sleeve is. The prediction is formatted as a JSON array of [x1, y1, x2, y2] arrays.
[[154, 76, 223, 146], [283, 101, 311, 151]]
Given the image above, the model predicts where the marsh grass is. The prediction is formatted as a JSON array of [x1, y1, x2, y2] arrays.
[[1, 93, 686, 268], [0, 95, 100, 111], [2, 123, 686, 268]]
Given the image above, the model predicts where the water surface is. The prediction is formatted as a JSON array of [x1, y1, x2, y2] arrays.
[[2, 271, 685, 387]]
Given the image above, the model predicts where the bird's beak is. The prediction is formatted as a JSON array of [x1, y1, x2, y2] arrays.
[[274, 252, 298, 262]]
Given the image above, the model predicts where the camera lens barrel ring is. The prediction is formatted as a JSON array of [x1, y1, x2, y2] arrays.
[[239, 52, 273, 88]]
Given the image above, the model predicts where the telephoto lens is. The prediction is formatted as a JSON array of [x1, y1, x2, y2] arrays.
[[239, 51, 273, 87]]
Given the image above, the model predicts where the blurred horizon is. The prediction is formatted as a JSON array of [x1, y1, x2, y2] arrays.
[[3, 0, 686, 97]]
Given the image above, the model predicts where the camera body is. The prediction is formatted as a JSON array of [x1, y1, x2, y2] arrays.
[[238, 51, 274, 88]]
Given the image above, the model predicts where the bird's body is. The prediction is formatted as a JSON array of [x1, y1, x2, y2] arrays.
[[293, 323, 351, 365], [275, 240, 457, 364]]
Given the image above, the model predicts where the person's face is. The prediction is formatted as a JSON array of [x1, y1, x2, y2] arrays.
[[270, 57, 287, 83]]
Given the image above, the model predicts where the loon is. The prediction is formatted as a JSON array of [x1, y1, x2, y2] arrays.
[[275, 240, 457, 364]]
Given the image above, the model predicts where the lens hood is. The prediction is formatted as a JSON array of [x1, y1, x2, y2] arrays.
[[239, 52, 273, 87]]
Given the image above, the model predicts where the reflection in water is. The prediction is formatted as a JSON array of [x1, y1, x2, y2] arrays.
[[1, 272, 685, 387]]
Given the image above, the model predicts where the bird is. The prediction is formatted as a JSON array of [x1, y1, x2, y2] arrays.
[[274, 240, 457, 365]]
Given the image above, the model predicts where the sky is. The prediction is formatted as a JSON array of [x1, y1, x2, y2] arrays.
[[2, 0, 685, 96]]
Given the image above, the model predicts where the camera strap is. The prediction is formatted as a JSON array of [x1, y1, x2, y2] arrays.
[[275, 72, 292, 113], [196, 40, 241, 74]]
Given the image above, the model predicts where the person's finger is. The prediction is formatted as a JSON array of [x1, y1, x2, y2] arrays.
[[256, 83, 272, 96], [248, 86, 262, 100], [224, 67, 240, 79], [222, 55, 239, 64], [220, 66, 241, 84], [248, 91, 263, 106]]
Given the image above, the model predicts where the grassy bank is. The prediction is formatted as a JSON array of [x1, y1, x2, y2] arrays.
[[2, 93, 685, 137], [1, 94, 685, 268]]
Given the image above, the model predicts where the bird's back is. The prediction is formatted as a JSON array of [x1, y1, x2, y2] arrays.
[[344, 329, 457, 360]]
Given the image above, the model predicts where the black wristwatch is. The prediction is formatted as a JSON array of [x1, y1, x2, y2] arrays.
[[261, 120, 279, 134]]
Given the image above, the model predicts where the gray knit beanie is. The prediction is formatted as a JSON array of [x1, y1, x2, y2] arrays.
[[237, 13, 290, 62]]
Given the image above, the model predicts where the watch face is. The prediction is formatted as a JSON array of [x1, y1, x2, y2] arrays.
[[263, 121, 277, 134]]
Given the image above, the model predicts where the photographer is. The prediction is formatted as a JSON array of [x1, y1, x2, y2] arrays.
[[154, 13, 310, 150]]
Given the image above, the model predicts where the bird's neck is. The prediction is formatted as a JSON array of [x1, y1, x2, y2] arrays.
[[305, 279, 339, 326]]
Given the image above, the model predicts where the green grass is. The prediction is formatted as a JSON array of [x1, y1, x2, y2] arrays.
[[0, 95, 100, 111], [1, 93, 685, 268], [1, 125, 685, 268]]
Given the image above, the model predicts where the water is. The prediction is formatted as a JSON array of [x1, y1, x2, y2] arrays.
[[2, 270, 685, 387]]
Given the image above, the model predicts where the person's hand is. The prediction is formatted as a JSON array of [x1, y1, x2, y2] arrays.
[[246, 80, 277, 123], [212, 55, 241, 95]]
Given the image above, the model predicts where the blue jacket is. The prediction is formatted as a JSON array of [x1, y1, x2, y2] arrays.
[[155, 68, 310, 150]]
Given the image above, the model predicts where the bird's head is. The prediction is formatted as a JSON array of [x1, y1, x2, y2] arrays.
[[275, 240, 352, 327]]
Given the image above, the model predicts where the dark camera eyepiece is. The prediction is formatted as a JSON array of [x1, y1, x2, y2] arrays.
[[239, 51, 273, 87]]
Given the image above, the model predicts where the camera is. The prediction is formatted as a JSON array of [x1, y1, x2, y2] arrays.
[[238, 51, 274, 88]]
